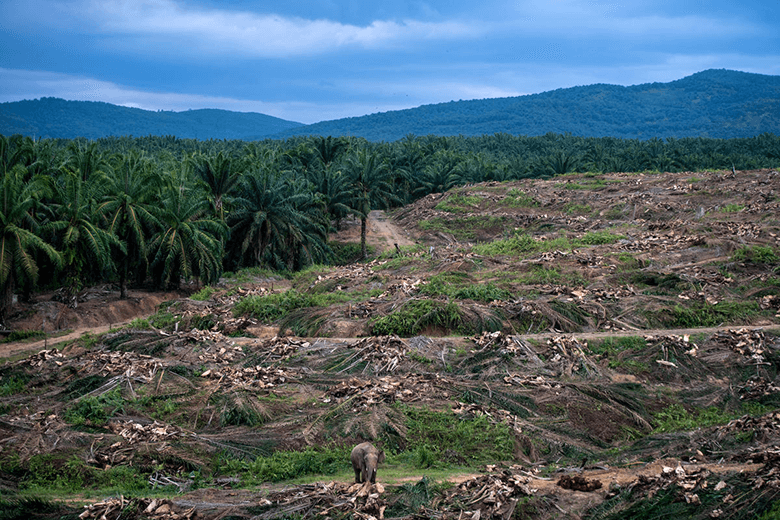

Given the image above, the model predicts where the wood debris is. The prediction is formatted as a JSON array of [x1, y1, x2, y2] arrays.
[[79, 496, 195, 520], [336, 336, 408, 374], [108, 420, 183, 444], [471, 331, 523, 354], [436, 470, 536, 520], [200, 365, 295, 389], [325, 374, 451, 408], [253, 481, 386, 520], [21, 348, 64, 367]]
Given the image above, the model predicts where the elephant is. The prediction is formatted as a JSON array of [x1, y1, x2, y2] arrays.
[[350, 442, 385, 484]]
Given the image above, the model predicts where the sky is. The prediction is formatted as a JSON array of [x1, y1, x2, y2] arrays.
[[1, 1, 778, 124]]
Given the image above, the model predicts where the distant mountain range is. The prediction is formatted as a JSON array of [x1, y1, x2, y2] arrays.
[[2, 69, 778, 141], [0, 98, 304, 140]]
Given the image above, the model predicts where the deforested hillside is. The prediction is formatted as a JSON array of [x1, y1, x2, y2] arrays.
[[1, 167, 780, 519]]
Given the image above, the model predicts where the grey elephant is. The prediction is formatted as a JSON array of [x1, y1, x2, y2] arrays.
[[350, 442, 386, 483]]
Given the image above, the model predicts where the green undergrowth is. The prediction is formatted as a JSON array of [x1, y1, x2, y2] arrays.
[[371, 299, 500, 336], [649, 301, 763, 328], [419, 272, 512, 302], [731, 244, 779, 266], [434, 194, 483, 213], [472, 230, 624, 257], [214, 446, 351, 484], [651, 403, 737, 433], [4, 453, 148, 495], [385, 405, 515, 468], [1, 329, 46, 343], [63, 387, 125, 427], [233, 289, 354, 322], [418, 216, 507, 241]]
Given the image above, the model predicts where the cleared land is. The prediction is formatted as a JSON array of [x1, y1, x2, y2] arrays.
[[2, 168, 780, 519]]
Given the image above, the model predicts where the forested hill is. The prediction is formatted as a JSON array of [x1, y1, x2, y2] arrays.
[[275, 69, 780, 141], [0, 98, 304, 140], [2, 69, 778, 141]]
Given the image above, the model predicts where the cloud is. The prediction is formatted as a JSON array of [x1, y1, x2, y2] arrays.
[[77, 0, 479, 57]]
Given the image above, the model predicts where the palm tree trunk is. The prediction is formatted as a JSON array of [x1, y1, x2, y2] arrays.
[[361, 216, 368, 259], [0, 276, 14, 325], [119, 255, 128, 299]]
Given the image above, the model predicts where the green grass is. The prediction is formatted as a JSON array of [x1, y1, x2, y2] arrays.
[[20, 453, 148, 493], [371, 299, 464, 337], [651, 301, 763, 328], [419, 273, 512, 302], [2, 329, 46, 343], [652, 404, 736, 433], [721, 203, 745, 213], [418, 216, 506, 241], [731, 245, 779, 265], [502, 188, 539, 208], [63, 387, 125, 427], [394, 405, 515, 466], [214, 446, 351, 484], [435, 194, 482, 213], [0, 374, 28, 396], [190, 286, 217, 301]]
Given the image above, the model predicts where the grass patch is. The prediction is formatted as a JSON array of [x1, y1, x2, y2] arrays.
[[418, 216, 506, 241], [21, 453, 148, 493], [652, 404, 736, 433], [371, 300, 464, 337], [63, 387, 125, 427], [214, 446, 351, 484], [435, 194, 482, 213], [420, 273, 512, 302], [574, 230, 625, 246], [398, 405, 515, 467], [731, 245, 779, 265], [650, 301, 763, 328], [0, 374, 29, 396], [190, 286, 217, 301], [502, 188, 539, 208], [721, 203, 745, 213], [2, 329, 46, 343]]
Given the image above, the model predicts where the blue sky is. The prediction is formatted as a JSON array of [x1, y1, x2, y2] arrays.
[[1, 0, 778, 124]]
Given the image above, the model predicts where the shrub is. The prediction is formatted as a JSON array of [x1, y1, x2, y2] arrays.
[[371, 300, 463, 336]]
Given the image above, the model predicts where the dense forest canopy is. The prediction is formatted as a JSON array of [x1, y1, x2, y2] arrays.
[[0, 130, 778, 323], [2, 70, 779, 141]]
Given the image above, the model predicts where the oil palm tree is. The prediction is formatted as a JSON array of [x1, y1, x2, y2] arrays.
[[190, 151, 241, 222], [49, 171, 123, 307], [0, 165, 62, 321], [346, 149, 399, 259], [228, 167, 328, 270], [100, 151, 162, 298], [148, 175, 227, 289]]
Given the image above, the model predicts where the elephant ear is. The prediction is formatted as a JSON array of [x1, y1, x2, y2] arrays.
[[378, 450, 386, 463]]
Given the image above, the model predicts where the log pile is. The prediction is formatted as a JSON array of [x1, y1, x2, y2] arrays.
[[108, 420, 183, 444], [628, 464, 712, 506], [435, 470, 536, 520], [253, 481, 386, 520], [22, 348, 64, 367], [325, 374, 452, 408], [78, 349, 164, 379], [199, 365, 295, 389], [471, 331, 522, 354]]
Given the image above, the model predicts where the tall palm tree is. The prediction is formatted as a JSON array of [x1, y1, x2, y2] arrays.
[[49, 171, 123, 307], [100, 151, 162, 298], [64, 140, 111, 183], [346, 149, 399, 259], [149, 176, 227, 289], [0, 165, 62, 321], [190, 151, 241, 222]]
